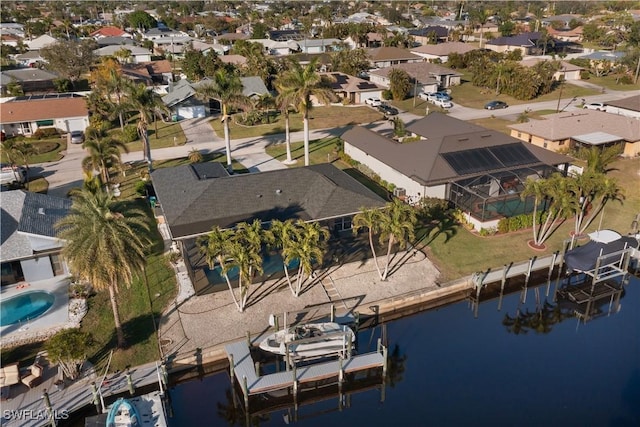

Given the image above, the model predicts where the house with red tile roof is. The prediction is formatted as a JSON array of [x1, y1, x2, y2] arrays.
[[0, 94, 89, 137], [89, 26, 132, 39]]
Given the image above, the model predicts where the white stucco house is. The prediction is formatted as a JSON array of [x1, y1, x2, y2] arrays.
[[0, 94, 89, 136]]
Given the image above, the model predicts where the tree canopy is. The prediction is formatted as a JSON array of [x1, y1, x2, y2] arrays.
[[40, 39, 97, 86], [126, 10, 157, 31]]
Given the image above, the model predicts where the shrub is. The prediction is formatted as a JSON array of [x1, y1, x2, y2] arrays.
[[479, 227, 497, 236], [122, 124, 139, 143], [32, 128, 60, 139], [46, 329, 92, 380], [617, 75, 633, 85], [382, 89, 392, 100], [134, 180, 147, 196]]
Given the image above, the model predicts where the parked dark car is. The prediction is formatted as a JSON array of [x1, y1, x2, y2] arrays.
[[484, 100, 508, 110], [378, 104, 399, 116]]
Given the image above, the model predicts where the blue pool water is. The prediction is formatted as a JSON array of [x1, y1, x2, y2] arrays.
[[167, 276, 640, 426], [204, 253, 300, 284], [0, 290, 55, 326]]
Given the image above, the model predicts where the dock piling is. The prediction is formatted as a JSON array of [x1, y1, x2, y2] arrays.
[[498, 263, 512, 311], [125, 368, 135, 395], [42, 389, 56, 427], [90, 382, 102, 414], [229, 354, 235, 381]]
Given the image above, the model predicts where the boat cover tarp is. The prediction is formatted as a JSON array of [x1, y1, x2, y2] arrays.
[[564, 236, 638, 272]]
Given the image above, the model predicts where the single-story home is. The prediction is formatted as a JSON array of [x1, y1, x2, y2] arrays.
[[367, 46, 423, 69], [342, 113, 572, 231], [294, 38, 341, 54], [369, 62, 462, 94], [1, 190, 71, 286], [0, 69, 60, 96], [410, 41, 477, 63], [96, 36, 137, 47], [150, 163, 387, 294], [0, 94, 89, 137], [89, 26, 133, 40], [603, 94, 640, 119], [485, 32, 542, 56], [508, 109, 640, 157], [25, 34, 57, 51], [14, 50, 46, 67], [520, 59, 584, 81], [142, 27, 188, 41], [321, 72, 383, 104], [408, 26, 450, 45], [162, 76, 269, 119], [93, 45, 153, 63], [252, 38, 301, 56], [220, 54, 248, 67]]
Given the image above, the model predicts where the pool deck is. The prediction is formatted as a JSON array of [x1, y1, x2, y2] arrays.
[[158, 248, 468, 370], [0, 276, 73, 348]]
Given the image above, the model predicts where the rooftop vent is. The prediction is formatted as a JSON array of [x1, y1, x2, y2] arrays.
[[37, 207, 45, 215], [275, 189, 282, 194]]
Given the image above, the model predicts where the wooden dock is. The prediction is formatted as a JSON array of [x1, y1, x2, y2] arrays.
[[224, 341, 386, 396]]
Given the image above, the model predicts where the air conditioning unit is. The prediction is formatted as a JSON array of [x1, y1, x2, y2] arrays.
[[393, 187, 406, 198]]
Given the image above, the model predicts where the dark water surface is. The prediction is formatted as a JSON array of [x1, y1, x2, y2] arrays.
[[168, 276, 640, 426]]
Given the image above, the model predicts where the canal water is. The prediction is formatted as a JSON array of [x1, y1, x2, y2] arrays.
[[167, 276, 640, 426]]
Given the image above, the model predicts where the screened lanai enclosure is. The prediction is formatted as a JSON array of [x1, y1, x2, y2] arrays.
[[448, 166, 557, 223]]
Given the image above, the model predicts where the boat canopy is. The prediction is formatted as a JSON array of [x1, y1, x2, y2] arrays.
[[564, 234, 639, 273]]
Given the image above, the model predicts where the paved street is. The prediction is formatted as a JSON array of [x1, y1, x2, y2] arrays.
[[31, 82, 638, 197]]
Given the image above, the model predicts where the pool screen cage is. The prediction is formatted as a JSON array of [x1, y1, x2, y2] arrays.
[[448, 167, 554, 222]]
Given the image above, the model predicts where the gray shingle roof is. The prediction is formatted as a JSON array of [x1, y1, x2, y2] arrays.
[[239, 76, 269, 98], [605, 94, 640, 112], [0, 190, 70, 262], [343, 113, 572, 185], [487, 32, 541, 47], [151, 164, 387, 239]]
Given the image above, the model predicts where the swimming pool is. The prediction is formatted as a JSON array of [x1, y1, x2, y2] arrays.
[[0, 290, 55, 326], [204, 253, 300, 285]]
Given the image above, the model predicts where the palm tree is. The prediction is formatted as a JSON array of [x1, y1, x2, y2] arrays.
[[352, 207, 384, 279], [287, 220, 329, 297], [56, 189, 151, 348], [274, 88, 296, 164], [388, 68, 412, 101], [125, 82, 169, 168], [379, 199, 417, 281], [275, 57, 337, 166], [268, 219, 300, 296], [188, 148, 203, 163], [197, 227, 241, 311], [104, 66, 130, 131], [81, 136, 129, 187], [578, 145, 621, 174], [194, 70, 250, 172], [470, 6, 490, 49], [228, 221, 264, 311], [575, 174, 624, 235]]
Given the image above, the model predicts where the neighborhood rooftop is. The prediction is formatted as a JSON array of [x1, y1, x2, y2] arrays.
[[151, 163, 387, 239]]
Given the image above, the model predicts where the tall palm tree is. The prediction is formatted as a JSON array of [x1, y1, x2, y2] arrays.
[[105, 66, 130, 131], [56, 189, 151, 348], [379, 199, 417, 281], [198, 227, 241, 311], [81, 136, 129, 187], [268, 219, 300, 296], [1, 139, 33, 189], [287, 220, 329, 297], [274, 88, 296, 164], [194, 70, 250, 171], [352, 207, 384, 279], [125, 82, 169, 168], [576, 175, 624, 235], [470, 6, 490, 49], [227, 221, 264, 311], [275, 57, 337, 166]]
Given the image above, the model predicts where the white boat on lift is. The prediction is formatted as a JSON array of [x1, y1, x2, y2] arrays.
[[259, 322, 356, 359]]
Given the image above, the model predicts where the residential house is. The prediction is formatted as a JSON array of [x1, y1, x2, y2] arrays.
[[485, 32, 542, 55], [520, 59, 584, 81], [342, 113, 571, 231], [295, 38, 341, 54], [547, 26, 583, 43], [410, 41, 477, 62], [508, 110, 640, 157], [162, 76, 268, 119], [150, 163, 386, 294], [344, 32, 389, 49], [1, 190, 71, 285], [268, 29, 304, 41], [214, 33, 249, 44], [408, 26, 450, 45], [25, 34, 57, 51], [93, 45, 153, 63], [604, 94, 640, 119], [220, 54, 248, 67], [369, 62, 461, 94], [252, 38, 301, 56], [89, 26, 133, 40], [190, 40, 230, 56], [142, 27, 188, 41], [541, 14, 583, 29], [119, 63, 154, 85], [0, 23, 25, 39], [1, 33, 22, 48], [0, 69, 60, 96], [367, 46, 423, 69], [321, 72, 383, 104], [143, 60, 173, 85], [13, 50, 45, 67], [152, 36, 192, 57], [0, 94, 89, 137], [96, 36, 137, 47]]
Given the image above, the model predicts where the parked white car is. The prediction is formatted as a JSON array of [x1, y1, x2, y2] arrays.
[[433, 98, 453, 109], [364, 97, 382, 107], [583, 102, 605, 111]]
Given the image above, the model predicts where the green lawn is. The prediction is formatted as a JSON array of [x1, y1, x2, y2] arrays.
[[581, 75, 640, 92], [1, 137, 66, 164], [448, 71, 599, 109], [110, 120, 187, 153], [210, 105, 384, 139]]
